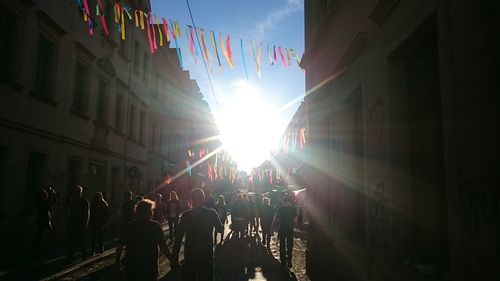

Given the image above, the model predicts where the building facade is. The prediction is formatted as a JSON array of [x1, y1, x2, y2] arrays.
[[0, 0, 217, 260], [302, 0, 499, 280]]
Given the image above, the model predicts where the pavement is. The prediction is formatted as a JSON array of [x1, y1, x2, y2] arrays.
[[2, 221, 309, 281]]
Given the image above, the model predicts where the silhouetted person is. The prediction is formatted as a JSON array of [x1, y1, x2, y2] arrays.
[[153, 194, 166, 223], [247, 195, 257, 234], [116, 199, 176, 281], [274, 196, 296, 267], [242, 193, 251, 235], [90, 192, 109, 255], [33, 189, 53, 257], [203, 189, 216, 210], [67, 186, 90, 259], [166, 191, 180, 241], [230, 194, 248, 239], [121, 191, 136, 226], [214, 195, 227, 244], [260, 197, 275, 249], [173, 188, 223, 281]]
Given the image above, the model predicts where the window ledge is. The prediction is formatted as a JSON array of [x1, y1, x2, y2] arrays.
[[70, 109, 90, 121], [113, 129, 125, 136], [93, 119, 112, 131], [29, 91, 58, 107]]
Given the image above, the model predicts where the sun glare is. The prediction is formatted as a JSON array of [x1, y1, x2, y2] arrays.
[[216, 80, 283, 173]]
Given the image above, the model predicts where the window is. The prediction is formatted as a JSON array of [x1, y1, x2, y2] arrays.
[[34, 34, 57, 98], [24, 152, 46, 214], [96, 79, 108, 123], [128, 104, 135, 138], [139, 111, 145, 144], [114, 93, 124, 131], [67, 158, 82, 199], [0, 9, 19, 83], [119, 29, 128, 54], [159, 127, 163, 153], [142, 52, 148, 82], [133, 41, 140, 75], [151, 123, 157, 150], [104, 0, 114, 36], [72, 61, 90, 113]]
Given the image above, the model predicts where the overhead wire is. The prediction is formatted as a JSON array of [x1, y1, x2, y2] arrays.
[[185, 0, 221, 110]]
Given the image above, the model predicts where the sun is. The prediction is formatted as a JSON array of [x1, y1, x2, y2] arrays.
[[215, 81, 282, 173]]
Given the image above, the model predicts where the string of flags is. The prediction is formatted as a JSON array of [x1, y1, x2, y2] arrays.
[[73, 0, 302, 78], [185, 148, 238, 183], [277, 128, 307, 154]]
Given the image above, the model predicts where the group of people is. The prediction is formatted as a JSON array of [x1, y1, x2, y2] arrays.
[[34, 184, 298, 280], [229, 191, 297, 267], [33, 185, 111, 258], [116, 188, 298, 281]]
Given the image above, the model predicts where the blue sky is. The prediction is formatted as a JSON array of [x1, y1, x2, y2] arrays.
[[151, 0, 305, 172]]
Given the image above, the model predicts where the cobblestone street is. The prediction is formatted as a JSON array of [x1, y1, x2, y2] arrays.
[[31, 222, 309, 281]]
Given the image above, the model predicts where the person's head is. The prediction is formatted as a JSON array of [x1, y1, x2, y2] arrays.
[[94, 192, 103, 202], [263, 197, 270, 206], [236, 194, 243, 201], [135, 199, 155, 220], [242, 193, 248, 201], [39, 189, 49, 200], [134, 195, 144, 202], [217, 195, 225, 205], [191, 188, 205, 208], [124, 191, 132, 200], [74, 186, 83, 198], [248, 195, 253, 201], [169, 191, 179, 201], [155, 194, 162, 203]]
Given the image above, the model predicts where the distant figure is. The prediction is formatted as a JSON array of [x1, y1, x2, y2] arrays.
[[230, 194, 248, 239], [32, 189, 53, 257], [166, 191, 180, 241], [254, 193, 262, 231], [274, 196, 297, 267], [153, 194, 166, 223], [67, 186, 90, 259], [242, 193, 250, 235], [116, 199, 176, 281], [121, 191, 136, 226], [214, 195, 228, 244], [247, 195, 257, 235], [134, 194, 145, 202], [90, 192, 109, 255], [173, 188, 223, 281], [203, 189, 216, 210], [259, 197, 275, 249]]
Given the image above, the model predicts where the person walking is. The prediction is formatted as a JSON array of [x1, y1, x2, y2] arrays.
[[173, 188, 223, 281], [230, 194, 248, 239], [166, 191, 180, 241], [247, 195, 257, 235], [259, 197, 275, 249], [115, 199, 176, 281], [90, 192, 109, 255], [121, 191, 136, 227], [67, 186, 90, 259], [153, 194, 166, 223], [274, 196, 297, 267], [214, 195, 228, 244], [32, 188, 53, 258]]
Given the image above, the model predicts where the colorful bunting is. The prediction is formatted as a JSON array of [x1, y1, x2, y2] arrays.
[[241, 38, 249, 80], [74, 3, 301, 77]]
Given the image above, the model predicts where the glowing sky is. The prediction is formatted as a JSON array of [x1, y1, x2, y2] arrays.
[[151, 0, 305, 172]]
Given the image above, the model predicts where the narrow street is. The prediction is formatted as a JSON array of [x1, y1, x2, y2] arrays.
[[33, 221, 308, 281]]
